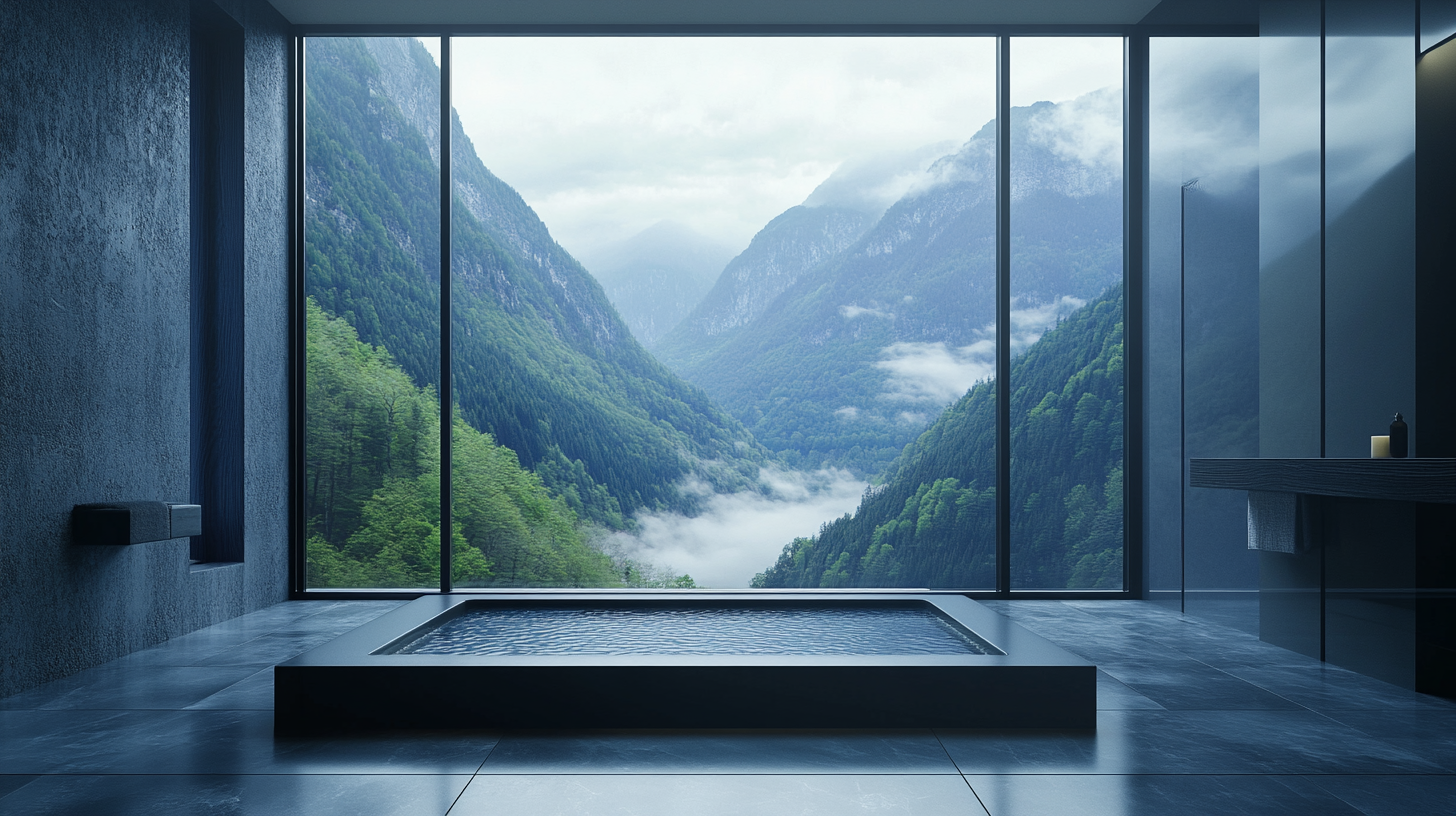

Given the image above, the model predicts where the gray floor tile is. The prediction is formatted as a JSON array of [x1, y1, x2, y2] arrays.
[[0, 709, 497, 775], [185, 667, 275, 710], [478, 730, 959, 774], [964, 774, 1363, 816], [937, 709, 1444, 775], [1299, 774, 1456, 816], [1322, 709, 1456, 773], [0, 773, 470, 816], [1096, 658, 1304, 710], [450, 774, 987, 815], [1096, 671, 1163, 710], [0, 665, 260, 711], [1222, 664, 1456, 713], [193, 632, 339, 667]]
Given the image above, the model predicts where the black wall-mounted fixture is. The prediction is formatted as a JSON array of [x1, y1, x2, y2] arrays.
[[72, 502, 204, 546]]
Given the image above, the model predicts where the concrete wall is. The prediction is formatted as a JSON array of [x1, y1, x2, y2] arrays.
[[0, 0, 291, 698]]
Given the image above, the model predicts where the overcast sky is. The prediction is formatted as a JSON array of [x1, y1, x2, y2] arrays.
[[418, 36, 1121, 260]]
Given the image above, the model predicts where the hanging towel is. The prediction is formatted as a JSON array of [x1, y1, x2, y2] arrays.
[[1247, 490, 1300, 553]]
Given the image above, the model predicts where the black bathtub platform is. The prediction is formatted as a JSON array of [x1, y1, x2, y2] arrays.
[[275, 593, 1094, 733]]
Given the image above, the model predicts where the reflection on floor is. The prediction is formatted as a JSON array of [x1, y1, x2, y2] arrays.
[[3, 599, 1455, 815]]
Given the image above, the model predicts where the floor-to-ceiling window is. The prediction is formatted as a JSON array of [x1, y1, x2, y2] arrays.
[[297, 34, 1134, 594], [1008, 37, 1126, 590]]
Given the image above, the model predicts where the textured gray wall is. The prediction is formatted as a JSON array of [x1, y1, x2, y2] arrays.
[[0, 0, 291, 698]]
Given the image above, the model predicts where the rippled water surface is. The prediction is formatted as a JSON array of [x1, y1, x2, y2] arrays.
[[392, 605, 1000, 656]]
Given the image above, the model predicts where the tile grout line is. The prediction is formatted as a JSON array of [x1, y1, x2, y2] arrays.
[[930, 728, 993, 814], [444, 732, 505, 815]]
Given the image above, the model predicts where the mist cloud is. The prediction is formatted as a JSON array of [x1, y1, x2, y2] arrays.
[[875, 340, 995, 405], [873, 296, 1087, 408], [840, 304, 893, 320], [803, 142, 958, 216], [608, 467, 867, 588]]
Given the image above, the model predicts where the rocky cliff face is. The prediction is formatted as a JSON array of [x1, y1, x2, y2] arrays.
[[661, 205, 871, 348], [357, 37, 625, 351]]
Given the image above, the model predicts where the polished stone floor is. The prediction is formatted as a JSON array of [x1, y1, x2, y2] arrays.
[[3, 599, 1455, 815]]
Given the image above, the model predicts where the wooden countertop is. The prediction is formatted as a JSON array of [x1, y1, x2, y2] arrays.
[[1187, 458, 1456, 504]]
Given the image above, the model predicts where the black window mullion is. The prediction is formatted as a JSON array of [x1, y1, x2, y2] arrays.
[[290, 34, 307, 597], [1124, 34, 1148, 598], [995, 35, 1012, 596], [440, 34, 454, 594]]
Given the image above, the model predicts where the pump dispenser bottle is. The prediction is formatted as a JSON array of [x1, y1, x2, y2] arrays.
[[1390, 413, 1409, 458]]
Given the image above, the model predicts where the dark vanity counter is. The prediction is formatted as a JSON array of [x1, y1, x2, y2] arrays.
[[1189, 458, 1456, 503], [1188, 457, 1456, 697]]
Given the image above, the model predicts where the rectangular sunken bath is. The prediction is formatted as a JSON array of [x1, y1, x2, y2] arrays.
[[275, 593, 1094, 734]]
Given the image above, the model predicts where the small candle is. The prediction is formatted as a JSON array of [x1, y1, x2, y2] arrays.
[[1371, 435, 1391, 458]]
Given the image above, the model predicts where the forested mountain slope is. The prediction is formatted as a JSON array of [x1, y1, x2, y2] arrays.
[[303, 38, 763, 526], [753, 285, 1125, 589], [304, 300, 623, 588]]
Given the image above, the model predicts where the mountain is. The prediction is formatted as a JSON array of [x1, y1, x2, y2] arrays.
[[753, 285, 1125, 590], [303, 37, 764, 528], [656, 204, 874, 369], [654, 93, 1123, 476], [578, 221, 735, 348]]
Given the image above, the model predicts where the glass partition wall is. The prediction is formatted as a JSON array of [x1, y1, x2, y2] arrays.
[[298, 34, 1136, 594]]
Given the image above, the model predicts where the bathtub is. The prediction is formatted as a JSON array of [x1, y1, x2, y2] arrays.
[[274, 593, 1094, 733]]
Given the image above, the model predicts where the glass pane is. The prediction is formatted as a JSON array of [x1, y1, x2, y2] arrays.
[[1258, 1, 1323, 460], [303, 37, 442, 590], [448, 37, 996, 588], [1008, 38, 1126, 590], [1149, 37, 1261, 629], [1324, 0, 1416, 457]]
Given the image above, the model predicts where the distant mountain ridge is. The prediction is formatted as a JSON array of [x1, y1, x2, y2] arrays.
[[656, 205, 873, 366], [582, 221, 735, 348], [653, 93, 1123, 475]]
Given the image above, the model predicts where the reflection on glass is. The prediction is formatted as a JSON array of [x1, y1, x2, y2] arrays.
[[1008, 37, 1126, 590], [1323, 0, 1416, 457], [1258, 1, 1322, 459], [447, 37, 997, 588], [303, 37, 442, 589], [1153, 38, 1261, 624]]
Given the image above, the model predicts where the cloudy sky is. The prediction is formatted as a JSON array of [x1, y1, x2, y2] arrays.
[[420, 36, 1121, 260]]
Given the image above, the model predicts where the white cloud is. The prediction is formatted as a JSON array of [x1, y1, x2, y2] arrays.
[[445, 37, 997, 257], [802, 141, 958, 215], [1028, 86, 1123, 171], [1010, 38, 1123, 108], [834, 406, 860, 420], [875, 340, 995, 406], [840, 304, 892, 320], [872, 295, 1087, 407], [1010, 295, 1086, 355], [608, 467, 867, 588]]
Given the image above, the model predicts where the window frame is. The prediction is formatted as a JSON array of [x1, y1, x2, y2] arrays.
[[286, 23, 1248, 601]]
